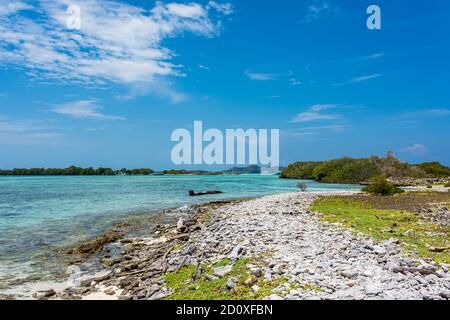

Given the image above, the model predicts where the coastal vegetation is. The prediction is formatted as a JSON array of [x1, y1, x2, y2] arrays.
[[164, 257, 317, 300], [416, 162, 450, 177], [311, 193, 450, 264], [0, 166, 154, 176], [362, 176, 404, 196], [280, 153, 450, 184]]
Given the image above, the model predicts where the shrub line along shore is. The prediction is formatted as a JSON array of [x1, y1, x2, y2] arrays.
[[20, 189, 450, 301]]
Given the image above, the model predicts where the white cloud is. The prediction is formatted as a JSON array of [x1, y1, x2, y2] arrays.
[[290, 104, 341, 123], [51, 100, 125, 120], [245, 69, 296, 83], [291, 112, 337, 122], [361, 52, 384, 61], [304, 1, 339, 22], [283, 125, 346, 135], [244, 70, 280, 81], [309, 104, 338, 112], [0, 1, 33, 15], [207, 1, 233, 15], [290, 78, 302, 86], [166, 3, 206, 18], [400, 144, 429, 156], [115, 79, 188, 103], [198, 64, 211, 70], [333, 73, 383, 86], [0, 0, 232, 100]]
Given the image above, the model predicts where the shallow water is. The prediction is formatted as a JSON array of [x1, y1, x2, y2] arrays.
[[0, 174, 361, 292]]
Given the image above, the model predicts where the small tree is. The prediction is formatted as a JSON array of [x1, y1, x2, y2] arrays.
[[362, 176, 404, 196]]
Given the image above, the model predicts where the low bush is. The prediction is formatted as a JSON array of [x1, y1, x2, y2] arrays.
[[362, 176, 404, 196]]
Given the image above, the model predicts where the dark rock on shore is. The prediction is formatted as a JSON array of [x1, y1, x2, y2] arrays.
[[189, 190, 223, 196]]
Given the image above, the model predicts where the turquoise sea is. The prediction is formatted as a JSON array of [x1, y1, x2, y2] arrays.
[[0, 175, 360, 292]]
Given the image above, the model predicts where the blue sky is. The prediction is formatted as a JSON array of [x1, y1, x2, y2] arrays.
[[0, 0, 449, 169]]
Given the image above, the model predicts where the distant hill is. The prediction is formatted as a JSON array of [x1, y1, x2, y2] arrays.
[[224, 165, 261, 174], [280, 153, 450, 185]]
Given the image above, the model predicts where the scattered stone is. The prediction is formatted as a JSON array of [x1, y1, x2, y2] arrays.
[[176, 218, 187, 233], [228, 245, 244, 260], [104, 288, 116, 296], [251, 268, 263, 278], [149, 290, 171, 300], [341, 271, 358, 279], [34, 289, 56, 299], [264, 294, 283, 300], [226, 279, 236, 290], [48, 191, 450, 301], [214, 265, 233, 277], [244, 276, 257, 287], [439, 290, 450, 299], [366, 284, 382, 296], [252, 285, 260, 293]]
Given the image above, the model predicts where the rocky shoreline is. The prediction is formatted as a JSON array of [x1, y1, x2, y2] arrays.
[[31, 192, 450, 300]]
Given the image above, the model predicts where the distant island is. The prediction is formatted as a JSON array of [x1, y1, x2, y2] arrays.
[[223, 165, 262, 174], [0, 165, 264, 176], [280, 152, 450, 186], [2, 155, 449, 186], [0, 166, 155, 176]]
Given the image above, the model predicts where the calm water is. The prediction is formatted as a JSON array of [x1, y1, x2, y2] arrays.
[[0, 175, 360, 290]]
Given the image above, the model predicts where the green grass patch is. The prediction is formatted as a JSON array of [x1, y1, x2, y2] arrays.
[[164, 257, 319, 300], [311, 197, 450, 264], [212, 258, 232, 268]]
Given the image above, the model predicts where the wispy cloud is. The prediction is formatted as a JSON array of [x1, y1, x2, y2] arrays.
[[400, 144, 428, 156], [198, 64, 211, 70], [0, 114, 62, 144], [361, 52, 384, 61], [395, 108, 450, 119], [281, 124, 346, 142], [115, 79, 188, 103], [0, 1, 32, 15], [303, 0, 339, 22], [333, 73, 383, 86], [263, 95, 281, 100], [290, 78, 302, 86], [51, 100, 125, 121], [244, 70, 282, 81], [290, 104, 340, 123], [207, 1, 233, 15], [244, 69, 296, 82], [284, 125, 347, 134], [0, 0, 232, 100]]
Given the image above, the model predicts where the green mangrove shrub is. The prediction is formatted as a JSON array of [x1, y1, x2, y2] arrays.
[[362, 176, 404, 196]]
